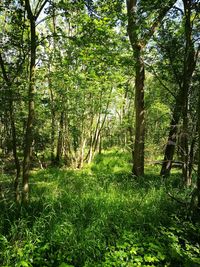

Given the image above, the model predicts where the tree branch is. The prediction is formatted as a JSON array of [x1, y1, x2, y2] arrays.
[[143, 0, 177, 46], [35, 0, 48, 19], [173, 5, 184, 16], [145, 62, 176, 99], [167, 191, 187, 206]]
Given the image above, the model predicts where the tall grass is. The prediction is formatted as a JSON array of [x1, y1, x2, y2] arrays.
[[0, 149, 199, 266]]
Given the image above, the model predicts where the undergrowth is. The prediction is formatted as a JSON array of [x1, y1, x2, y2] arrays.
[[0, 149, 200, 266]]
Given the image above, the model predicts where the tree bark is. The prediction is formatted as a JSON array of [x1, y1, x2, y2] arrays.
[[132, 45, 145, 176]]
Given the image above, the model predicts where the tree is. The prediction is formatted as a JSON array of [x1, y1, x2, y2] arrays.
[[160, 0, 199, 181], [22, 0, 48, 203], [126, 0, 176, 176], [0, 1, 26, 201]]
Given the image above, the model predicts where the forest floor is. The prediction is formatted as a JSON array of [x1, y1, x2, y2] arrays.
[[0, 149, 200, 267]]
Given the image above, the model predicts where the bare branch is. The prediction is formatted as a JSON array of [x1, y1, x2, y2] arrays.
[[145, 62, 176, 99], [173, 5, 184, 15], [35, 0, 48, 19]]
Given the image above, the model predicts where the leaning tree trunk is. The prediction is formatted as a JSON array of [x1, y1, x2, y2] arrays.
[[160, 94, 182, 177], [22, 0, 36, 203]]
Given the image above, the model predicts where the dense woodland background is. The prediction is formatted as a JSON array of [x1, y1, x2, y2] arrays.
[[0, 0, 200, 266]]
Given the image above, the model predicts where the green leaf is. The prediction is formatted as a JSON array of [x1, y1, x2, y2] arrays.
[[18, 261, 30, 267], [59, 263, 74, 267]]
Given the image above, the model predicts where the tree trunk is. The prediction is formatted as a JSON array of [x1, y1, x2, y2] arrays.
[[98, 133, 102, 155], [197, 86, 200, 209], [127, 0, 176, 177], [48, 73, 56, 165], [63, 117, 73, 166], [86, 88, 111, 163], [22, 1, 36, 203], [132, 45, 145, 176], [77, 137, 86, 169], [126, 4, 145, 176], [188, 136, 196, 183], [10, 106, 21, 202], [0, 53, 20, 202], [180, 0, 196, 186], [160, 95, 182, 176], [161, 0, 196, 179], [55, 111, 64, 165]]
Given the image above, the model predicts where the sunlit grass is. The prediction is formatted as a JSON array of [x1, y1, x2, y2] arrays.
[[0, 148, 199, 267]]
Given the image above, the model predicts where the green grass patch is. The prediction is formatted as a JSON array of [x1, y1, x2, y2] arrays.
[[0, 149, 199, 266]]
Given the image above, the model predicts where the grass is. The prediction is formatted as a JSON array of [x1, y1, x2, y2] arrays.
[[0, 149, 200, 266]]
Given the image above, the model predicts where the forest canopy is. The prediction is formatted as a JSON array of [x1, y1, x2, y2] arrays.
[[0, 0, 200, 266]]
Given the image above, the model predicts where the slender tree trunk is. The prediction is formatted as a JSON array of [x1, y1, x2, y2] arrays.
[[55, 111, 64, 165], [87, 116, 100, 164], [188, 136, 196, 182], [63, 117, 73, 166], [86, 103, 102, 164], [180, 0, 195, 186], [94, 108, 110, 153], [160, 96, 182, 176], [0, 53, 20, 202], [197, 87, 200, 209], [86, 88, 112, 163], [10, 106, 21, 202], [98, 133, 102, 154], [22, 1, 36, 203], [181, 108, 189, 184], [48, 74, 56, 165], [77, 137, 86, 169]]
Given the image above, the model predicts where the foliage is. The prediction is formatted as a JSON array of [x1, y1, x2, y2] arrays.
[[0, 0, 200, 265], [101, 224, 200, 267]]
